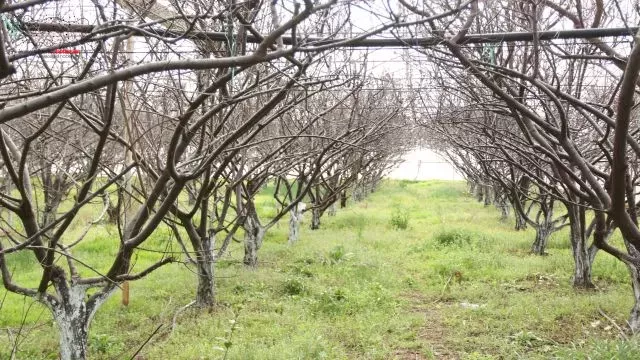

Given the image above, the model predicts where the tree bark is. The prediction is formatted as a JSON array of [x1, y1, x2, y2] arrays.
[[514, 211, 527, 231], [327, 202, 336, 217], [340, 191, 347, 208], [310, 207, 321, 230], [288, 204, 302, 245], [49, 284, 116, 360], [475, 184, 484, 202], [570, 239, 594, 288], [243, 215, 265, 267], [628, 263, 640, 333], [497, 196, 510, 221], [187, 190, 197, 205], [483, 185, 492, 206], [567, 204, 595, 288], [621, 237, 640, 333], [531, 225, 551, 255], [569, 228, 594, 288], [353, 185, 363, 202], [195, 234, 215, 307]]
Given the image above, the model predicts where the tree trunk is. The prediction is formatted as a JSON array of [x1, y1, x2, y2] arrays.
[[310, 208, 321, 230], [56, 311, 89, 360], [499, 204, 509, 221], [195, 234, 215, 307], [483, 185, 492, 206], [628, 264, 640, 333], [187, 190, 197, 205], [468, 181, 476, 195], [622, 239, 640, 333], [567, 204, 595, 289], [475, 185, 484, 202], [569, 234, 594, 289], [328, 202, 337, 217], [514, 211, 527, 231], [243, 216, 266, 267], [49, 284, 116, 360], [531, 225, 551, 255], [571, 239, 594, 289], [497, 197, 510, 221], [288, 205, 302, 245], [353, 186, 363, 202], [340, 191, 347, 208]]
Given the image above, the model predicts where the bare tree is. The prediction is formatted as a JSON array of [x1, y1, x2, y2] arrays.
[[399, 0, 640, 327], [0, 0, 419, 357]]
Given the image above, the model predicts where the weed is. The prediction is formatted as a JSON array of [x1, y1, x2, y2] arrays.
[[321, 245, 352, 265], [562, 339, 640, 359], [281, 278, 307, 296], [288, 264, 314, 278], [232, 284, 248, 294], [399, 180, 417, 188], [294, 256, 316, 265], [332, 212, 367, 230], [509, 331, 553, 348], [390, 209, 409, 230], [314, 288, 348, 315], [434, 229, 474, 247], [89, 333, 124, 354]]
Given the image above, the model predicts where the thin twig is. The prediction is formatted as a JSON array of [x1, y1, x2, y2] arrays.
[[598, 307, 629, 341], [128, 323, 164, 360], [439, 274, 454, 299], [171, 301, 196, 333]]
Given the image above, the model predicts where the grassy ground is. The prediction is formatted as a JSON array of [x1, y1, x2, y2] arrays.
[[1, 180, 639, 359]]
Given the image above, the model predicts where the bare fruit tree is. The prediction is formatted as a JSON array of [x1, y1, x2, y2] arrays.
[[0, 0, 431, 357], [399, 0, 640, 328]]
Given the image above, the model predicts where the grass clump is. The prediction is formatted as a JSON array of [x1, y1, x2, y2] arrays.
[[556, 338, 640, 359], [321, 245, 352, 265], [313, 288, 349, 315], [390, 208, 410, 230], [287, 263, 315, 278], [281, 278, 307, 296], [433, 228, 475, 247]]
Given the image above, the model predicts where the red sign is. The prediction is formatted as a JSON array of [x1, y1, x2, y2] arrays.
[[51, 48, 80, 55]]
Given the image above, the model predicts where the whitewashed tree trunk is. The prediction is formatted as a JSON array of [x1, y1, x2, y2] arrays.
[[288, 205, 302, 245], [48, 284, 116, 360], [243, 216, 266, 267]]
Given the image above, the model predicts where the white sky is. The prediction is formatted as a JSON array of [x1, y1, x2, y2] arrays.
[[388, 148, 463, 180]]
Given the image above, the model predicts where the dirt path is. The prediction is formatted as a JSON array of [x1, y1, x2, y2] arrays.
[[394, 293, 458, 360]]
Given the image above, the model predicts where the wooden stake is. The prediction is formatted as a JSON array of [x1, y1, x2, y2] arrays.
[[122, 281, 130, 306]]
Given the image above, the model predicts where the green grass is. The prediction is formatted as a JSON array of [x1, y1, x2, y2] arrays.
[[0, 180, 637, 359]]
